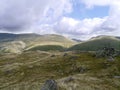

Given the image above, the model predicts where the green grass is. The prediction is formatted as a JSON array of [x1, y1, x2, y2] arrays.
[[27, 45, 66, 51], [0, 51, 120, 89], [69, 38, 120, 51]]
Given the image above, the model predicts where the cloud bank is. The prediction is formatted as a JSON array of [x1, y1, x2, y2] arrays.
[[0, 0, 72, 32], [0, 0, 120, 40]]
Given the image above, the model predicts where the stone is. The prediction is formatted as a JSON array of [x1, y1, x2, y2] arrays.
[[77, 67, 86, 73], [107, 56, 115, 62], [113, 76, 120, 79], [41, 79, 58, 90], [63, 77, 74, 83], [95, 47, 116, 57]]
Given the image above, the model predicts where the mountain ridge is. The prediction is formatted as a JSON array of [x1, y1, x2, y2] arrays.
[[0, 33, 77, 53], [69, 35, 120, 51], [0, 33, 120, 53]]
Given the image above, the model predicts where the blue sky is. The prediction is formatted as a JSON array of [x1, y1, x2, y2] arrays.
[[66, 2, 109, 20], [0, 0, 120, 40]]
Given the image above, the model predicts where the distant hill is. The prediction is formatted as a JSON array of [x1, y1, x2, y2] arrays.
[[72, 39, 82, 42], [1, 33, 120, 53], [68, 36, 120, 51], [0, 33, 76, 53], [116, 36, 120, 39]]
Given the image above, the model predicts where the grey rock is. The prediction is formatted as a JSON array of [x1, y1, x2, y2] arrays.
[[95, 47, 119, 58], [41, 79, 58, 90], [113, 76, 120, 79], [107, 56, 115, 62], [77, 67, 86, 73], [64, 77, 74, 83]]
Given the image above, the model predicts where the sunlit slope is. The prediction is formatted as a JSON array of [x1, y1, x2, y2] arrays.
[[28, 45, 65, 51], [0, 33, 76, 53], [69, 36, 120, 51]]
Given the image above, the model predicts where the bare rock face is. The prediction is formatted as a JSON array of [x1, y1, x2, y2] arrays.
[[41, 80, 58, 90]]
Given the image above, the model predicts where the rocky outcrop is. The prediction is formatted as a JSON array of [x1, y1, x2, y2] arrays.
[[95, 47, 119, 58]]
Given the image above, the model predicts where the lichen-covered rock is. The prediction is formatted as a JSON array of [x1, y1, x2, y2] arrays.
[[95, 47, 118, 58], [107, 56, 115, 62], [41, 80, 58, 90]]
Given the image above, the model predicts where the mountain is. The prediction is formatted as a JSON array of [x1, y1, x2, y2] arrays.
[[0, 33, 76, 53], [116, 36, 120, 39], [68, 35, 120, 51], [1, 33, 120, 53], [72, 39, 82, 42]]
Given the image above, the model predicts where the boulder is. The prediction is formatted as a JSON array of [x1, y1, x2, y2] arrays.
[[41, 79, 58, 90], [107, 56, 115, 62], [95, 47, 117, 58]]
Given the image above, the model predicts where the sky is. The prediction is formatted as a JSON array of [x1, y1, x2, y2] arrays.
[[0, 0, 120, 40]]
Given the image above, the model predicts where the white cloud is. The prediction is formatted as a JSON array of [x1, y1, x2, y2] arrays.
[[0, 0, 72, 32], [29, 0, 120, 40], [53, 17, 106, 40], [95, 0, 120, 35], [81, 0, 110, 8], [77, 0, 120, 39]]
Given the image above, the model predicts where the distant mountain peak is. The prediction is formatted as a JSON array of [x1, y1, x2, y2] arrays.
[[72, 39, 82, 42], [90, 35, 119, 41]]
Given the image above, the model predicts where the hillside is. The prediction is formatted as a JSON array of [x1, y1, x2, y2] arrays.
[[0, 34, 120, 90], [0, 51, 120, 90], [1, 34, 120, 53], [69, 36, 120, 51], [28, 45, 65, 51], [0, 33, 76, 53]]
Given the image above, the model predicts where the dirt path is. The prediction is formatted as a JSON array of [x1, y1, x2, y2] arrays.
[[24, 54, 52, 65]]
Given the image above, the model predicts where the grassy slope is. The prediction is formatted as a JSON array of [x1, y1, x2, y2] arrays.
[[69, 37, 120, 51], [0, 33, 76, 53], [0, 51, 120, 90], [28, 45, 66, 51], [0, 33, 76, 48]]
